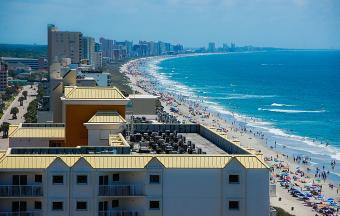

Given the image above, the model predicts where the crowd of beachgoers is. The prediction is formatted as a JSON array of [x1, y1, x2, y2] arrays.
[[120, 56, 339, 215]]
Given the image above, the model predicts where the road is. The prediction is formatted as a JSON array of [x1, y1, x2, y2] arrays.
[[0, 85, 38, 149]]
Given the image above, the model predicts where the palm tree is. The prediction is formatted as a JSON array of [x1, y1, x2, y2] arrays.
[[1, 122, 10, 138], [10, 107, 19, 119]]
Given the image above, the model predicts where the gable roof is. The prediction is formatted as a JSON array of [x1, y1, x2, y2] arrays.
[[0, 154, 268, 170], [63, 86, 126, 100], [8, 125, 65, 139], [87, 111, 126, 124]]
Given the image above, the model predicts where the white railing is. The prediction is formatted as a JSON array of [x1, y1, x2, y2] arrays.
[[98, 210, 143, 216], [98, 184, 143, 196], [0, 185, 43, 197], [0, 211, 42, 216]]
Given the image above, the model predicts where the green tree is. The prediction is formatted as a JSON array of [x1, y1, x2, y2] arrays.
[[10, 107, 19, 119], [24, 99, 38, 123], [1, 122, 10, 138], [22, 90, 28, 100]]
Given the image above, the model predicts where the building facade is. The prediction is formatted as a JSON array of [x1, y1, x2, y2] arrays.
[[48, 24, 83, 66], [0, 154, 269, 216], [0, 62, 8, 92], [82, 37, 95, 65], [99, 38, 113, 60]]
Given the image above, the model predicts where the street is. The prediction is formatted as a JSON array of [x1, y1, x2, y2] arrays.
[[0, 85, 37, 149]]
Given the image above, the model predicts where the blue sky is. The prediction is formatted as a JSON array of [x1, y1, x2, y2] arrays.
[[0, 0, 339, 49]]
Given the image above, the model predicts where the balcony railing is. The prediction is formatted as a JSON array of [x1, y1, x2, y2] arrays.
[[98, 210, 143, 216], [0, 211, 42, 216], [0, 185, 43, 197], [98, 185, 143, 196]]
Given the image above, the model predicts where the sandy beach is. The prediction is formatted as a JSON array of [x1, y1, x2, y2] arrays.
[[121, 56, 340, 216]]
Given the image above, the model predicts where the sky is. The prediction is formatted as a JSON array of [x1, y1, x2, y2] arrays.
[[0, 0, 339, 49]]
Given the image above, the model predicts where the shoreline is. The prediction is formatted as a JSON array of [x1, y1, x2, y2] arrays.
[[122, 53, 340, 181], [120, 54, 340, 215]]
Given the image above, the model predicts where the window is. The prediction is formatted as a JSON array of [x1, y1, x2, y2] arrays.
[[35, 175, 42, 183], [12, 201, 26, 212], [112, 200, 119, 208], [52, 175, 64, 184], [149, 201, 160, 209], [76, 201, 87, 211], [77, 175, 88, 184], [99, 176, 108, 185], [13, 175, 27, 185], [149, 175, 160, 184], [34, 201, 42, 210], [112, 174, 120, 182], [52, 202, 63, 211], [229, 175, 239, 184], [229, 201, 239, 210]]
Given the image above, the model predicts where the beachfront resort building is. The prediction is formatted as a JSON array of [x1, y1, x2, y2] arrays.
[[1, 85, 270, 216]]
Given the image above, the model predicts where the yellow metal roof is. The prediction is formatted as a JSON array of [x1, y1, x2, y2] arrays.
[[0, 156, 56, 169], [108, 133, 129, 147], [59, 156, 81, 167], [8, 125, 19, 136], [85, 155, 153, 169], [0, 154, 268, 169], [63, 86, 125, 100], [0, 151, 6, 161], [235, 156, 268, 169], [9, 127, 65, 139], [88, 111, 126, 123], [157, 155, 232, 168]]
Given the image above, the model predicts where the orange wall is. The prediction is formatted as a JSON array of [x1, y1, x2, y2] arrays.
[[65, 104, 126, 147]]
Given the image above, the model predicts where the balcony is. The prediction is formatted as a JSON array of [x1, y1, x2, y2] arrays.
[[0, 185, 43, 197], [98, 185, 143, 196], [0, 212, 42, 216], [98, 210, 143, 216]]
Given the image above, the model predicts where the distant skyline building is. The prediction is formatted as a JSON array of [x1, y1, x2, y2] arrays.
[[48, 24, 83, 66], [99, 37, 113, 59], [208, 42, 216, 52], [82, 36, 95, 65], [114, 40, 133, 57], [0, 61, 8, 92]]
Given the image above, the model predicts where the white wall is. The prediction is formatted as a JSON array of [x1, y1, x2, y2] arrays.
[[162, 169, 222, 216]]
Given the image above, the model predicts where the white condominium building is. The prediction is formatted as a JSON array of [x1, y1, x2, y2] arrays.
[[0, 153, 269, 216]]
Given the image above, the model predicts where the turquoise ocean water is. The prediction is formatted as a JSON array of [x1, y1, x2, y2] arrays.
[[142, 51, 340, 182]]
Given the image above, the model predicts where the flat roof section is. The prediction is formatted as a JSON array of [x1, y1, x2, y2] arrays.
[[178, 133, 226, 154]]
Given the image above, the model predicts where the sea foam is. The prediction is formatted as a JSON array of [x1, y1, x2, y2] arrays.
[[258, 108, 326, 113]]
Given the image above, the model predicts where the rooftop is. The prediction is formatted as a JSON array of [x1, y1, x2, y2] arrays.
[[63, 86, 126, 100], [109, 133, 130, 147], [8, 123, 65, 139], [0, 154, 268, 169], [87, 111, 126, 124]]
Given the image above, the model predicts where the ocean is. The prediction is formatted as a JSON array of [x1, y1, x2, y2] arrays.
[[142, 50, 340, 182]]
